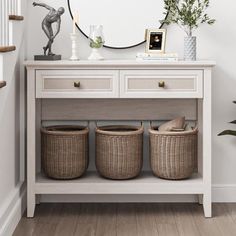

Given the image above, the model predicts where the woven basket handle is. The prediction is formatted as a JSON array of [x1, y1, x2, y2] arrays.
[[95, 121, 144, 128], [150, 121, 155, 129], [191, 121, 198, 131]]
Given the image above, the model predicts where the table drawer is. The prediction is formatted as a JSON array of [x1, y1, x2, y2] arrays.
[[36, 70, 119, 98], [120, 70, 203, 98]]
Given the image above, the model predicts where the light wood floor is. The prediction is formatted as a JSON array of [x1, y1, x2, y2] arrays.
[[13, 203, 236, 236]]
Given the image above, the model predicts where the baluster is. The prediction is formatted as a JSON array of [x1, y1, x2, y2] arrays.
[[1, 0, 5, 46], [12, 0, 15, 15], [9, 0, 12, 15], [0, 0, 22, 47], [14, 0, 17, 15], [6, 0, 9, 45], [0, 0, 3, 46], [1, 0, 9, 46], [15, 0, 18, 15], [8, 0, 13, 46], [18, 0, 21, 16], [9, 0, 13, 15], [12, 0, 14, 15], [11, 0, 14, 15]]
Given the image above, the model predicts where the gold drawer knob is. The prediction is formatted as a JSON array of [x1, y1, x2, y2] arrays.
[[158, 81, 165, 88], [74, 82, 81, 88]]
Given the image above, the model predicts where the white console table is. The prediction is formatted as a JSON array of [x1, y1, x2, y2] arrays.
[[25, 60, 215, 218]]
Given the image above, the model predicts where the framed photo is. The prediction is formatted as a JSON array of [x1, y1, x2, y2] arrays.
[[145, 29, 166, 53]]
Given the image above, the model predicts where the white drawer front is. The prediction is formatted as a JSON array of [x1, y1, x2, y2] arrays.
[[36, 70, 119, 98], [120, 70, 203, 98]]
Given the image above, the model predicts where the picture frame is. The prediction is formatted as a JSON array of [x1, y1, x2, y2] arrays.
[[145, 29, 166, 53]]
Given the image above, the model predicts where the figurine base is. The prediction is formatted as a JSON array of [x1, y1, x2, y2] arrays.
[[34, 55, 61, 61]]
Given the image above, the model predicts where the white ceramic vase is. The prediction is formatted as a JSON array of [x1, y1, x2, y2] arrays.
[[184, 36, 196, 61]]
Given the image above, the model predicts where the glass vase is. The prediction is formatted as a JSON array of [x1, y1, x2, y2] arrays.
[[88, 25, 105, 60]]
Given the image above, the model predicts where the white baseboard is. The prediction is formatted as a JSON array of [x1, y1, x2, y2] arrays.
[[212, 184, 236, 202], [0, 182, 26, 236]]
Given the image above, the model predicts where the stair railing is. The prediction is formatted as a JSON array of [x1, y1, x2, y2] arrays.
[[0, 0, 22, 51]]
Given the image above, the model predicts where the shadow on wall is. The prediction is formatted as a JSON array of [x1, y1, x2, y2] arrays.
[[212, 66, 236, 183]]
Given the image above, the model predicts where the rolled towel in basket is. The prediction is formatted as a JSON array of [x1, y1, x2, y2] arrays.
[[158, 117, 185, 132]]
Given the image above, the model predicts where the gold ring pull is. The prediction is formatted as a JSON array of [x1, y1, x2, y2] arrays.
[[74, 82, 80, 88], [158, 81, 165, 88]]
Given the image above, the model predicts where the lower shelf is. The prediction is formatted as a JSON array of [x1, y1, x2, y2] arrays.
[[35, 171, 205, 195]]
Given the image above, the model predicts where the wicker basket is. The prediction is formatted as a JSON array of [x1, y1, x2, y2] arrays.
[[41, 126, 89, 180], [96, 125, 144, 180], [149, 126, 198, 180]]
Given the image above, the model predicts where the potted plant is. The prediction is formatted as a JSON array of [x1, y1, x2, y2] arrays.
[[218, 101, 236, 137], [161, 0, 215, 61]]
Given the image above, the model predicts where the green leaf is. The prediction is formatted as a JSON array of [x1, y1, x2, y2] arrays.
[[218, 130, 236, 136], [208, 19, 216, 24], [89, 36, 104, 49], [230, 120, 236, 124], [161, 0, 215, 35]]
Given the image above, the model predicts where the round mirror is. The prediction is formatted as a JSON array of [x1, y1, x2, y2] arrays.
[[68, 0, 166, 49]]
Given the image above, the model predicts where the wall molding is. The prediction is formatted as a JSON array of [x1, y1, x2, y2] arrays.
[[212, 184, 236, 202], [0, 182, 26, 236]]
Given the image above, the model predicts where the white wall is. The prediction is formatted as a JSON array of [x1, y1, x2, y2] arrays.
[[0, 44, 26, 236], [26, 0, 236, 200], [0, 2, 27, 235]]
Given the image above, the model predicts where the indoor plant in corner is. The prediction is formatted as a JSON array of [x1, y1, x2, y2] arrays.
[[218, 101, 236, 137], [161, 0, 215, 61]]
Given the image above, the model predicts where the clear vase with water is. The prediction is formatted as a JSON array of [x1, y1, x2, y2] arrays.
[[88, 25, 105, 60]]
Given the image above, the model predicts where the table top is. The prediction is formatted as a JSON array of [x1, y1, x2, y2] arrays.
[[24, 59, 216, 68]]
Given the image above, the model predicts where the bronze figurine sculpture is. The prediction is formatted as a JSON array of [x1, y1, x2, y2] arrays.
[[33, 2, 65, 60]]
